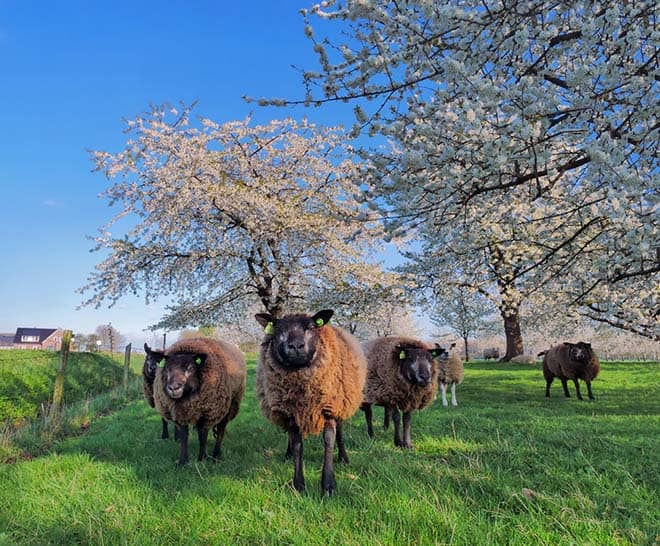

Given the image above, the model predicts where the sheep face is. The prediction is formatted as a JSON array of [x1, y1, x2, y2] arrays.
[[162, 352, 208, 399], [255, 310, 334, 369], [565, 341, 592, 363], [395, 345, 438, 387], [143, 343, 164, 382]]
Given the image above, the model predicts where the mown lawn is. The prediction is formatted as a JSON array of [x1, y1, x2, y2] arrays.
[[0, 358, 657, 545], [0, 350, 142, 424]]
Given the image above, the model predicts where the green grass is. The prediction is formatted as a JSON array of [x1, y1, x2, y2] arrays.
[[0, 358, 658, 545], [0, 350, 142, 424]]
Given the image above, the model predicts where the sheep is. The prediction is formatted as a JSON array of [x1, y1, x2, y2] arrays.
[[255, 309, 367, 496], [483, 347, 500, 360], [153, 337, 246, 465], [143, 343, 173, 440], [436, 343, 465, 407], [539, 341, 600, 400], [361, 336, 445, 450]]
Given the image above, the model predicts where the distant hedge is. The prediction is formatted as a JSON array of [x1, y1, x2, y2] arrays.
[[0, 350, 140, 423]]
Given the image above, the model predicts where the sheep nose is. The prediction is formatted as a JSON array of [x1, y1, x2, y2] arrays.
[[287, 341, 305, 352]]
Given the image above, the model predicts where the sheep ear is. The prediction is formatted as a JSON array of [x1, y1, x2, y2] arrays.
[[255, 313, 274, 328], [144, 342, 151, 353], [312, 309, 334, 327]]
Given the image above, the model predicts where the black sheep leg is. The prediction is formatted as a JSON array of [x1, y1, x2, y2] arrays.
[[560, 378, 571, 397], [545, 377, 553, 397], [402, 411, 413, 450], [322, 418, 337, 496], [392, 408, 403, 448], [288, 425, 305, 493], [336, 419, 349, 463], [177, 424, 189, 466], [196, 420, 209, 461], [285, 434, 293, 460], [174, 423, 181, 442], [384, 406, 393, 430], [361, 402, 374, 438], [573, 379, 584, 400], [160, 418, 169, 439], [211, 417, 229, 461], [586, 380, 595, 401]]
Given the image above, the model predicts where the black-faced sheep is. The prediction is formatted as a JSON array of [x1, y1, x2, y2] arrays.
[[539, 341, 600, 400], [436, 343, 464, 407], [255, 309, 367, 496], [153, 337, 246, 465], [143, 343, 172, 440], [361, 336, 444, 450]]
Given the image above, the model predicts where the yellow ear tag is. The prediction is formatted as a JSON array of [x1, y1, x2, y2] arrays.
[[399, 350, 406, 360], [315, 318, 325, 327], [264, 322, 274, 335]]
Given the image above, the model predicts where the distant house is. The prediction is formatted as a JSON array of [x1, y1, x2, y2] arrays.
[[0, 334, 15, 349], [12, 328, 64, 350]]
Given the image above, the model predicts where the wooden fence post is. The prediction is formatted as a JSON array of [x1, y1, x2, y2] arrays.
[[123, 343, 132, 393], [52, 330, 73, 416]]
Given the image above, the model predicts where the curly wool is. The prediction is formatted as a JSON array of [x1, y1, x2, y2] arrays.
[[153, 338, 246, 427], [363, 336, 438, 413], [256, 325, 367, 437], [437, 352, 464, 385], [542, 343, 600, 382]]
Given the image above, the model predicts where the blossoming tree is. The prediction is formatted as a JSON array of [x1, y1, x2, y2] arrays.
[[256, 1, 659, 351], [80, 105, 387, 326]]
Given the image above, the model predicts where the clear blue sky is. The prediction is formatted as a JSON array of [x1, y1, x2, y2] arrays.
[[0, 1, 359, 344]]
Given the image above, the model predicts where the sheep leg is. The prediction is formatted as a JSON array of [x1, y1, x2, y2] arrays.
[[322, 418, 337, 496], [160, 418, 169, 439], [288, 425, 305, 493], [285, 434, 293, 460], [392, 408, 403, 448], [440, 382, 448, 406], [211, 418, 228, 461], [177, 424, 189, 466], [586, 381, 595, 401], [174, 423, 181, 442], [336, 419, 349, 464], [196, 421, 209, 461], [361, 402, 374, 438], [383, 406, 393, 430], [560, 378, 571, 397], [451, 382, 458, 406], [402, 411, 413, 450], [573, 379, 584, 400], [545, 377, 553, 397]]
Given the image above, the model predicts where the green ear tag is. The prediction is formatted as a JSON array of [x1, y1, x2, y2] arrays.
[[264, 322, 274, 335], [399, 350, 406, 360], [195, 357, 202, 365], [157, 361, 165, 368], [315, 318, 325, 327]]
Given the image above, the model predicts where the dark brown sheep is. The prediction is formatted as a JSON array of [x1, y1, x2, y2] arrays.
[[255, 309, 367, 496], [361, 336, 444, 450], [153, 337, 246, 465], [540, 342, 600, 400], [143, 343, 172, 439]]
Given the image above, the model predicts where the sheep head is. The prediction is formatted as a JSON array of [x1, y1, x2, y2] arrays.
[[161, 352, 208, 399], [255, 309, 334, 369], [564, 341, 593, 363], [395, 344, 439, 387], [143, 343, 165, 382]]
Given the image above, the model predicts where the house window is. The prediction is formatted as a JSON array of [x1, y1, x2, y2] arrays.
[[21, 335, 40, 342]]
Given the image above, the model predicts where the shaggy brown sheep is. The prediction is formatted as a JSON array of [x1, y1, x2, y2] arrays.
[[255, 309, 367, 496], [153, 337, 246, 465], [540, 342, 600, 400], [361, 336, 444, 449]]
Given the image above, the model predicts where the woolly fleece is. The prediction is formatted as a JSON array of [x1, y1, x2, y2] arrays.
[[438, 352, 464, 385], [542, 343, 600, 382], [257, 324, 367, 436], [363, 336, 438, 413], [153, 337, 246, 427]]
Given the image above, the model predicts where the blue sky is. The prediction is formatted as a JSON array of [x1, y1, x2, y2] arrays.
[[0, 1, 363, 343]]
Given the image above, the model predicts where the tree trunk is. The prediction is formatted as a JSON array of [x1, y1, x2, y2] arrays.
[[463, 335, 469, 361], [501, 308, 524, 361]]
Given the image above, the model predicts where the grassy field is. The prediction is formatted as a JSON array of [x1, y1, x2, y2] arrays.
[[0, 350, 142, 425], [0, 357, 657, 545]]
